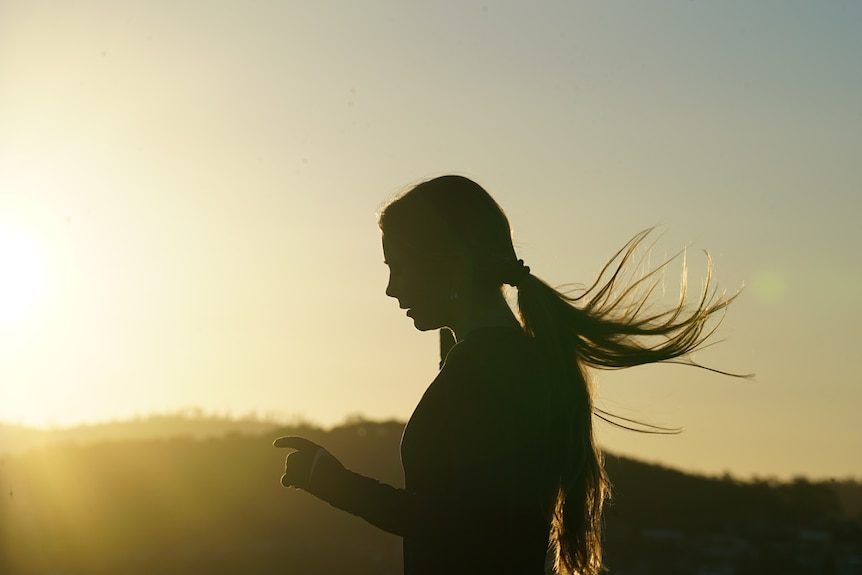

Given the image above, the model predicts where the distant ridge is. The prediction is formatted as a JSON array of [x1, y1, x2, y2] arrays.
[[0, 410, 284, 457], [2, 413, 860, 520]]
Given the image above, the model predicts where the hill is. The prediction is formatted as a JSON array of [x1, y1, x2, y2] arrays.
[[0, 411, 280, 457], [0, 418, 859, 574]]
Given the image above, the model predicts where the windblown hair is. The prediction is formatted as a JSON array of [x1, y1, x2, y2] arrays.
[[379, 175, 742, 575]]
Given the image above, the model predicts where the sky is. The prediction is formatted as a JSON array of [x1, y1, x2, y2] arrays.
[[1, 1, 860, 481]]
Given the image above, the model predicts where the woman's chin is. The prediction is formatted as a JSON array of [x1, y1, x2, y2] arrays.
[[407, 310, 443, 332], [411, 318, 436, 331]]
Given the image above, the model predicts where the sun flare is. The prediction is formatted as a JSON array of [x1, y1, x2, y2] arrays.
[[0, 226, 47, 325]]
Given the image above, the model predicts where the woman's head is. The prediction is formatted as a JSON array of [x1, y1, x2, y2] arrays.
[[379, 175, 518, 286], [379, 175, 522, 331]]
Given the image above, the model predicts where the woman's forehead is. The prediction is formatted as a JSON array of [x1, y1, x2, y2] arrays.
[[382, 231, 461, 269], [382, 234, 444, 269], [381, 234, 405, 261]]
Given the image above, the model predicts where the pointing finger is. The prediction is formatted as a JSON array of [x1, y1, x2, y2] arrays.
[[273, 436, 322, 451]]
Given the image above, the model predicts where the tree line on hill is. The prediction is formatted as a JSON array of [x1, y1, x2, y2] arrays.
[[0, 418, 859, 575]]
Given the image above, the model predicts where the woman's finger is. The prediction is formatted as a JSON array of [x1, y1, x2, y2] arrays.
[[273, 436, 322, 451]]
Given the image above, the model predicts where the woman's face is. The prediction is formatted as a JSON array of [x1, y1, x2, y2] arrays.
[[382, 234, 453, 332]]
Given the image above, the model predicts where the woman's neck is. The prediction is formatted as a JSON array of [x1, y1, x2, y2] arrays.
[[450, 290, 521, 342]]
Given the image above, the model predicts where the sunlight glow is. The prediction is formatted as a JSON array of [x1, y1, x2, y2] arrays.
[[0, 226, 47, 325]]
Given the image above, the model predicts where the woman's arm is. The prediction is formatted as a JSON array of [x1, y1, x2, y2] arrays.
[[277, 425, 545, 540], [276, 437, 498, 537]]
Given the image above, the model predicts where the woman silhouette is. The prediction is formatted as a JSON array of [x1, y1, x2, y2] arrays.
[[275, 175, 740, 574]]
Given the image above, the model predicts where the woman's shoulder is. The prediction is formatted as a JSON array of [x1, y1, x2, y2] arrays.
[[436, 327, 553, 442], [442, 326, 543, 385]]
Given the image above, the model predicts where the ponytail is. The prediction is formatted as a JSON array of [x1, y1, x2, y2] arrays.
[[515, 229, 744, 575]]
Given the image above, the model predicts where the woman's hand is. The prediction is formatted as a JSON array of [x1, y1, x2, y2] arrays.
[[273, 436, 345, 491]]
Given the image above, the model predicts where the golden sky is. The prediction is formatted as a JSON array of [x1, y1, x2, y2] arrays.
[[1, 1, 860, 480]]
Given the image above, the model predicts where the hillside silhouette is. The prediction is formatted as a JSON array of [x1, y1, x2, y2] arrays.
[[0, 410, 280, 457], [1, 417, 859, 574]]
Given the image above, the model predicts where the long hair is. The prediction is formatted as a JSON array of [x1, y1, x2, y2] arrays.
[[379, 175, 742, 575]]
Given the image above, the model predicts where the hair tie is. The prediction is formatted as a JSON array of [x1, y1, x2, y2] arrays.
[[504, 259, 531, 287]]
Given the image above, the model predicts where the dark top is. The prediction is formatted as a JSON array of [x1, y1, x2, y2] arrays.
[[318, 326, 557, 574]]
